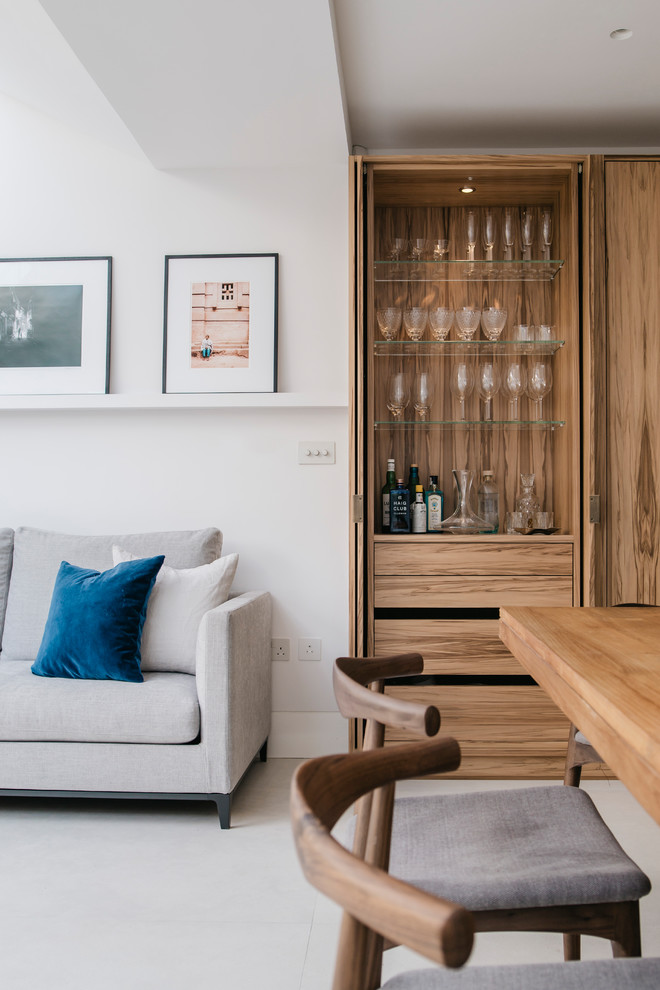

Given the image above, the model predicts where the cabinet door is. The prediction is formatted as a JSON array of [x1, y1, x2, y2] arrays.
[[604, 160, 660, 603]]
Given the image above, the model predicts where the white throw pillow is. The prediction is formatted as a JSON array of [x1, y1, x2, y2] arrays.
[[112, 546, 239, 674]]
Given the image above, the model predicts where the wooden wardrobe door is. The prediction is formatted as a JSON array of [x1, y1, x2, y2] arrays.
[[606, 160, 660, 603]]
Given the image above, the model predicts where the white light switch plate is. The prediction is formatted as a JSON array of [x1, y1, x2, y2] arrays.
[[298, 441, 335, 464]]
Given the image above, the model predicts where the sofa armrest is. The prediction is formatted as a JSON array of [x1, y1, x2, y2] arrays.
[[195, 590, 272, 793]]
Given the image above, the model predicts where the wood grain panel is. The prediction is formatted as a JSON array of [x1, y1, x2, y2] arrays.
[[606, 160, 660, 604], [374, 574, 573, 608], [383, 683, 572, 777], [374, 539, 573, 576], [374, 618, 521, 675]]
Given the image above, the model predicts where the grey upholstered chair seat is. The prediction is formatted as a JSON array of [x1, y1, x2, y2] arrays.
[[381, 957, 660, 989], [0, 661, 199, 743], [350, 786, 650, 911]]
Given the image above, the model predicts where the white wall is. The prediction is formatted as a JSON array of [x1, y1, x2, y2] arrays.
[[0, 94, 350, 756]]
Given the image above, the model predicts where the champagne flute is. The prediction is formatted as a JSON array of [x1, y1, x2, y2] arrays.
[[477, 361, 500, 421], [449, 362, 474, 421], [386, 372, 411, 421], [503, 207, 516, 264], [520, 207, 535, 262], [527, 360, 553, 420], [541, 208, 553, 263], [464, 209, 478, 263], [482, 209, 497, 262], [413, 371, 435, 421], [502, 361, 527, 421]]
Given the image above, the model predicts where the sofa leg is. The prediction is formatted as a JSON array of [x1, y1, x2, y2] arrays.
[[259, 738, 268, 763], [212, 793, 232, 829]]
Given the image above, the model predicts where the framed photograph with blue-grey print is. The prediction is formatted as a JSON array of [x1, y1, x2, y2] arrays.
[[163, 253, 278, 394], [0, 256, 111, 395]]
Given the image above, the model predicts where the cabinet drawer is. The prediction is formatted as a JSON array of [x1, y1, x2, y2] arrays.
[[374, 540, 574, 577], [374, 574, 573, 608], [375, 618, 521, 675], [384, 683, 570, 777]]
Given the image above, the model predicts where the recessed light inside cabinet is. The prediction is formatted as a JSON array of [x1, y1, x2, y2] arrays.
[[610, 28, 633, 40], [460, 179, 476, 193]]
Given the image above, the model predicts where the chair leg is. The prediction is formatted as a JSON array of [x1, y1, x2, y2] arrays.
[[563, 933, 581, 960], [611, 902, 642, 958], [212, 793, 232, 829], [564, 723, 582, 787]]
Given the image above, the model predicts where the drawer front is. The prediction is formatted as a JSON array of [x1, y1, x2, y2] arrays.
[[374, 618, 521, 675], [374, 574, 574, 608], [374, 541, 574, 577], [384, 684, 570, 777]]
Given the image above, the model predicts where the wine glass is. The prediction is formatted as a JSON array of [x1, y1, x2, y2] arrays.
[[527, 360, 553, 419], [449, 362, 474, 420], [541, 208, 553, 263], [464, 209, 478, 262], [432, 238, 449, 261], [502, 361, 527, 420], [413, 371, 435, 421], [503, 207, 516, 264], [429, 306, 454, 340], [454, 306, 481, 340], [389, 238, 407, 262], [410, 238, 427, 278], [477, 361, 500, 421], [386, 372, 411, 420], [482, 209, 497, 262], [520, 206, 535, 262], [481, 307, 507, 341], [403, 307, 428, 341], [376, 307, 402, 340]]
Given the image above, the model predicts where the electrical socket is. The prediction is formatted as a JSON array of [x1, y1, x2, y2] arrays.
[[271, 638, 290, 661], [298, 638, 321, 661]]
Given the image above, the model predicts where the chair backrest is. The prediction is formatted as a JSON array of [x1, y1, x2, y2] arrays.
[[334, 653, 441, 749], [291, 740, 473, 990], [332, 654, 445, 987]]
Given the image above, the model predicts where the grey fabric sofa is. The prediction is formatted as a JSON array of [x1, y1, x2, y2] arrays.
[[0, 526, 271, 828]]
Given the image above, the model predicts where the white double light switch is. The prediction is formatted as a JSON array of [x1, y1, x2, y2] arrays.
[[298, 441, 336, 464]]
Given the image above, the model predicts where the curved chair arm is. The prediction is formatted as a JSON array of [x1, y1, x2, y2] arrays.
[[291, 739, 472, 971], [334, 654, 440, 738]]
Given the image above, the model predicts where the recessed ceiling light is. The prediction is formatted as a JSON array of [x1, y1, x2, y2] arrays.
[[610, 28, 633, 40], [460, 179, 476, 194]]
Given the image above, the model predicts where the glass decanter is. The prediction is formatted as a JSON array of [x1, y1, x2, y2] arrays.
[[438, 468, 494, 533], [515, 473, 541, 529]]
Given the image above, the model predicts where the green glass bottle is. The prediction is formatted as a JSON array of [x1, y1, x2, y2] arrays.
[[407, 463, 420, 506], [381, 458, 396, 532]]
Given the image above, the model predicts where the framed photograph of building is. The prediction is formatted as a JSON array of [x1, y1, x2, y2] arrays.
[[163, 253, 278, 394], [0, 256, 111, 395]]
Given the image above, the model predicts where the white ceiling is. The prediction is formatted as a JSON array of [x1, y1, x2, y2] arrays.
[[1, 0, 658, 168]]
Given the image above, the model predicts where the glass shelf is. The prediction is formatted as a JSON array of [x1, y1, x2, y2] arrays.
[[373, 260, 564, 283], [374, 339, 565, 357], [374, 419, 565, 431]]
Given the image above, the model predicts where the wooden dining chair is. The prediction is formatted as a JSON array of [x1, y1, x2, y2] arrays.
[[334, 653, 651, 967], [292, 740, 660, 990]]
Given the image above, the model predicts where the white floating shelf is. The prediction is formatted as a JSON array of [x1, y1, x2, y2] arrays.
[[0, 392, 348, 411]]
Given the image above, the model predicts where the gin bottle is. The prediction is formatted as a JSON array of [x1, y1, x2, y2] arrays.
[[425, 475, 444, 531], [411, 485, 427, 533]]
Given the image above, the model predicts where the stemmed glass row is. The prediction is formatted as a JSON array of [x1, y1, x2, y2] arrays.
[[386, 358, 553, 423], [377, 306, 508, 341], [389, 206, 554, 265]]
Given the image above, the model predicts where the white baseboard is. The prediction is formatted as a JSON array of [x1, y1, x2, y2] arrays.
[[269, 711, 349, 757]]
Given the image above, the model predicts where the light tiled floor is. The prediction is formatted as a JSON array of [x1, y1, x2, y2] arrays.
[[0, 759, 658, 988]]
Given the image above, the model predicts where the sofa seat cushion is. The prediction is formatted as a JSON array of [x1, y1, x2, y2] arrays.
[[0, 661, 200, 743], [1, 526, 222, 662]]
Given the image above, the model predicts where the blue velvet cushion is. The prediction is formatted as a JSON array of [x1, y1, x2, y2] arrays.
[[31, 556, 165, 683]]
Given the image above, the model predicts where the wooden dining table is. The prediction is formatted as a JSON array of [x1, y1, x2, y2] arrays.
[[499, 606, 660, 826]]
